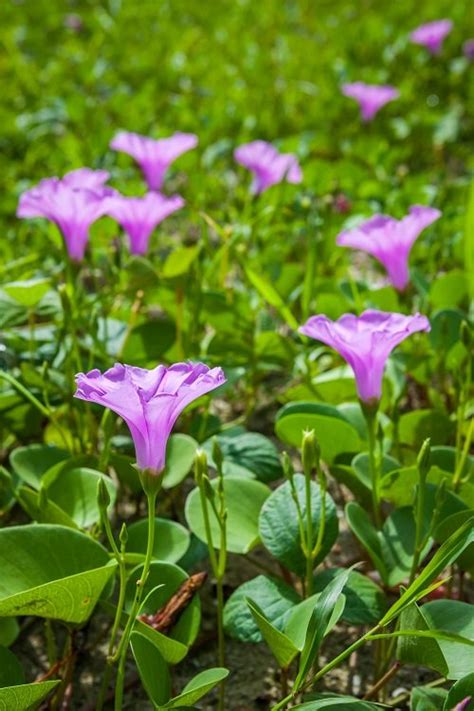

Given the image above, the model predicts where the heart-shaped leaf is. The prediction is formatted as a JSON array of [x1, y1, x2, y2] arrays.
[[42, 468, 117, 528]]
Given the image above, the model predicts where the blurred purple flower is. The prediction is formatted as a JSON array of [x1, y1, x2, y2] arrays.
[[234, 140, 302, 194], [17, 169, 114, 261], [342, 82, 400, 121], [75, 362, 225, 474], [104, 192, 185, 255], [453, 698, 472, 711], [299, 310, 430, 404], [410, 19, 453, 54], [464, 39, 474, 60], [110, 130, 198, 191], [336, 205, 441, 291]]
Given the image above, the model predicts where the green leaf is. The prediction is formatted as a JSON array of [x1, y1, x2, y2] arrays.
[[121, 320, 176, 366], [162, 434, 199, 489], [162, 245, 201, 279], [411, 685, 448, 711], [165, 668, 229, 708], [0, 619, 19, 648], [345, 503, 387, 582], [3, 279, 51, 308], [380, 517, 474, 626], [130, 631, 171, 706], [284, 592, 345, 651], [399, 409, 454, 449], [275, 402, 361, 462], [109, 453, 142, 494], [244, 265, 299, 330], [295, 568, 351, 690], [444, 672, 474, 710], [126, 561, 200, 657], [0, 680, 60, 710], [16, 485, 79, 528], [0, 646, 24, 687], [259, 474, 338, 576], [127, 518, 190, 564], [224, 575, 300, 643], [42, 468, 117, 528], [203, 430, 283, 482], [185, 476, 270, 554], [346, 503, 431, 587], [10, 445, 69, 489], [430, 270, 468, 309], [313, 568, 387, 625], [292, 697, 381, 710], [246, 598, 298, 667], [0, 524, 116, 623]]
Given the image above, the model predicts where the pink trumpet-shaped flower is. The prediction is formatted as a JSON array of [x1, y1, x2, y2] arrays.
[[234, 140, 302, 194], [299, 310, 430, 404], [336, 205, 441, 291], [110, 130, 198, 191], [341, 82, 400, 122], [74, 362, 225, 475], [17, 170, 114, 261], [453, 699, 472, 711], [410, 20, 453, 54], [104, 192, 185, 255]]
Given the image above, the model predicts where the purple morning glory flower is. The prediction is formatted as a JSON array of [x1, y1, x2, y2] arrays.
[[104, 192, 185, 255], [464, 39, 474, 60], [74, 362, 225, 475], [410, 20, 453, 54], [336, 205, 441, 291], [234, 140, 303, 194], [454, 698, 472, 711], [17, 170, 114, 262], [299, 310, 431, 404], [341, 83, 400, 122], [110, 130, 198, 191]]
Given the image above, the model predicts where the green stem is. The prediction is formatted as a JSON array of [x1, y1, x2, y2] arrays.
[[409, 482, 426, 585], [304, 469, 314, 597], [365, 407, 382, 528], [113, 490, 157, 710], [453, 418, 473, 491], [302, 233, 317, 320]]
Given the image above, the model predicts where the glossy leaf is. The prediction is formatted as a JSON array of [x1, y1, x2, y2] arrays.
[[164, 668, 229, 708], [0, 680, 60, 710], [185, 476, 270, 554], [127, 517, 190, 564]]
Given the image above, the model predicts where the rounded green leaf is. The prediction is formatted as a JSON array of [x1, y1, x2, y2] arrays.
[[0, 524, 116, 623], [185, 476, 270, 554], [42, 468, 117, 528], [162, 434, 199, 489], [127, 517, 190, 564], [259, 474, 338, 576], [10, 445, 69, 489], [223, 575, 300, 643], [203, 431, 283, 482], [275, 402, 361, 462]]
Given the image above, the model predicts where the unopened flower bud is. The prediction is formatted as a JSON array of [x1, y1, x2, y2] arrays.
[[97, 477, 111, 511], [212, 437, 224, 472], [194, 449, 208, 485], [417, 438, 431, 481], [302, 430, 320, 477]]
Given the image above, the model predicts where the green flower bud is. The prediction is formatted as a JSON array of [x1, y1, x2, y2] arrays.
[[97, 477, 111, 511], [194, 448, 208, 485], [119, 523, 128, 548], [417, 438, 431, 481], [302, 429, 320, 477], [282, 451, 294, 481], [212, 437, 224, 472]]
